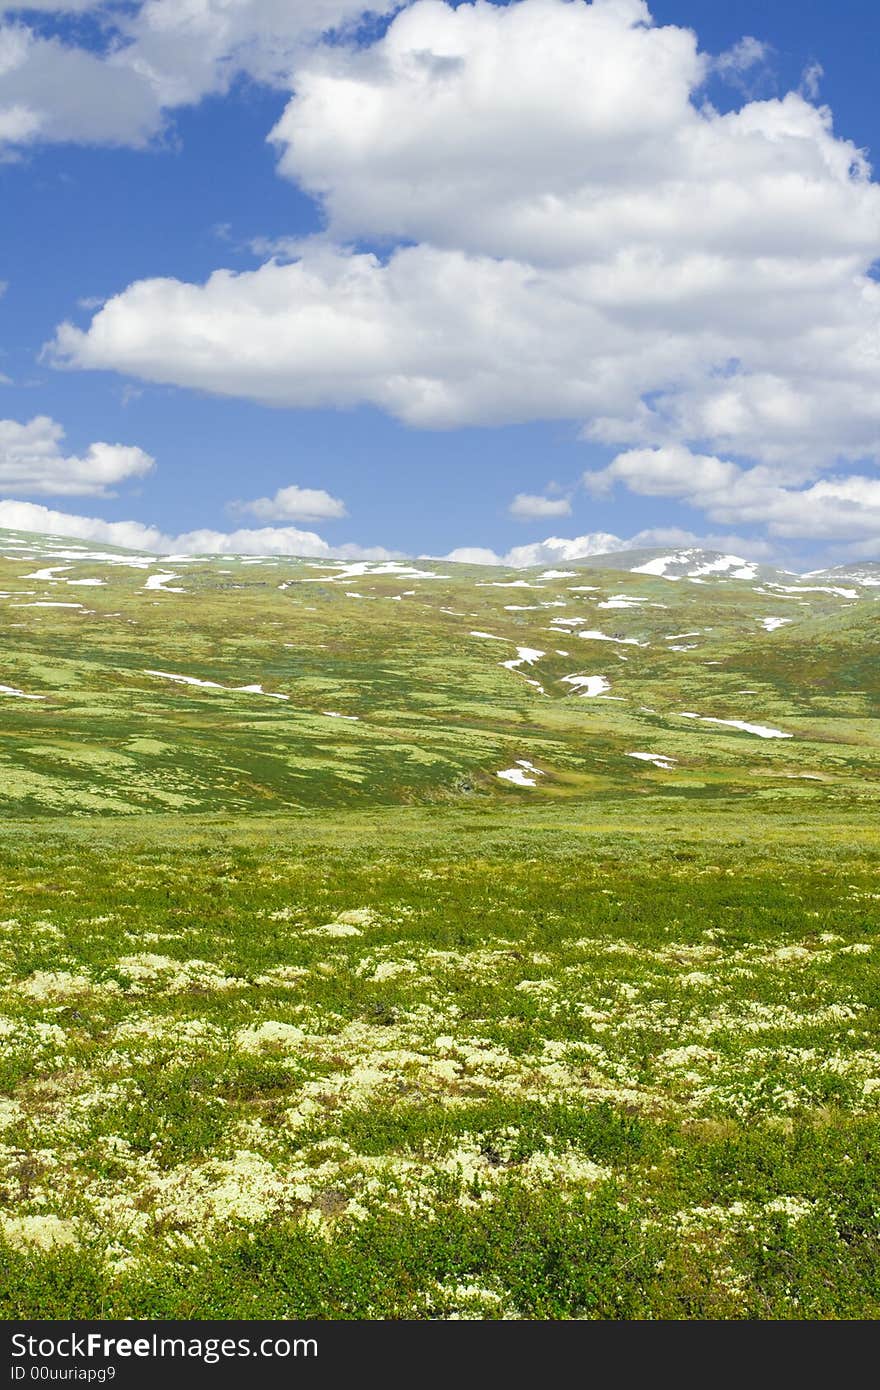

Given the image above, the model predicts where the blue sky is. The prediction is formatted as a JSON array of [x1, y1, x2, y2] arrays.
[[2, 0, 880, 567]]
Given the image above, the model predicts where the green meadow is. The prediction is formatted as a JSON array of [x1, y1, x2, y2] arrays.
[[0, 532, 878, 1318]]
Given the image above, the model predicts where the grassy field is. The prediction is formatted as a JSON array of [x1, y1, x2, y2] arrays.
[[1, 807, 878, 1319], [0, 532, 878, 1318]]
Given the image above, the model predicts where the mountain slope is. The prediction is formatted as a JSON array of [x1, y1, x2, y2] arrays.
[[0, 527, 877, 814]]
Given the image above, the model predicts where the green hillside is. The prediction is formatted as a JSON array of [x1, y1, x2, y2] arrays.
[[1, 529, 879, 1319], [0, 529, 877, 816]]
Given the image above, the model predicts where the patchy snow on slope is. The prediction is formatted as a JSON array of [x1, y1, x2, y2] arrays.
[[506, 600, 567, 610], [323, 711, 360, 721], [501, 648, 547, 694], [678, 713, 792, 739], [631, 555, 682, 577], [561, 674, 610, 697], [690, 555, 756, 579], [66, 578, 105, 586], [22, 566, 70, 581], [758, 617, 792, 632], [631, 551, 756, 581], [539, 570, 577, 579], [144, 670, 223, 689], [502, 647, 544, 668], [497, 759, 545, 788], [0, 683, 45, 701], [577, 630, 645, 646], [470, 631, 506, 641], [766, 583, 857, 599], [477, 580, 535, 588], [627, 752, 676, 769], [307, 561, 446, 583], [598, 597, 644, 609], [233, 684, 289, 700], [143, 671, 288, 699], [15, 601, 85, 609], [144, 573, 184, 593]]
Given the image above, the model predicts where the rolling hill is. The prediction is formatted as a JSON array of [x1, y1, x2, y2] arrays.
[[0, 527, 877, 816]]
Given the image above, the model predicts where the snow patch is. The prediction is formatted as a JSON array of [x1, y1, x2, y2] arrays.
[[144, 573, 184, 593], [627, 752, 676, 769], [561, 674, 610, 697], [0, 683, 45, 701], [577, 630, 645, 646], [678, 713, 791, 739], [497, 759, 545, 788]]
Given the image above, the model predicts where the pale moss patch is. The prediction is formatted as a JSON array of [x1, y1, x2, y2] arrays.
[[237, 1021, 305, 1052], [0, 1214, 77, 1251]]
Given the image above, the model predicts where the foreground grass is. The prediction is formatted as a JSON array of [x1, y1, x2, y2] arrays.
[[0, 808, 878, 1318]]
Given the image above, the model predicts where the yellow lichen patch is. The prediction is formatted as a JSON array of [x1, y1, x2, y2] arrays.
[[0, 1214, 77, 1251]]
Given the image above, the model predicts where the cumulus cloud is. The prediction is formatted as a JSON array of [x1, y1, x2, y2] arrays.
[[501, 530, 635, 568], [0, 1, 396, 151], [443, 546, 505, 566], [508, 493, 572, 520], [587, 445, 880, 541], [0, 415, 154, 495], [0, 21, 164, 148], [0, 497, 396, 557], [228, 482, 346, 522], [50, 0, 880, 498]]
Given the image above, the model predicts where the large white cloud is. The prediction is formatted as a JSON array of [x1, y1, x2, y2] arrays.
[[0, 1, 395, 150], [0, 415, 154, 495], [587, 445, 880, 541], [50, 0, 880, 490], [0, 497, 395, 556], [0, 21, 164, 148]]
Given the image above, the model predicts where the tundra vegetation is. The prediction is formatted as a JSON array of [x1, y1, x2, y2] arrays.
[[0, 531, 877, 1318]]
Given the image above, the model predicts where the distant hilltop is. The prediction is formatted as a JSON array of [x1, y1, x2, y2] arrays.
[[0, 525, 877, 587]]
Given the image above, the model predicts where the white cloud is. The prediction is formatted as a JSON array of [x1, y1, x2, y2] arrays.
[[119, 0, 396, 109], [50, 0, 880, 511], [0, 495, 784, 566], [0, 21, 164, 148], [443, 546, 504, 565], [801, 62, 823, 100], [713, 36, 769, 77], [501, 530, 632, 568], [0, 497, 396, 557], [228, 482, 347, 522], [508, 493, 572, 520], [443, 526, 774, 568], [587, 445, 880, 541], [585, 445, 738, 498], [0, 2, 398, 151], [0, 415, 154, 495]]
